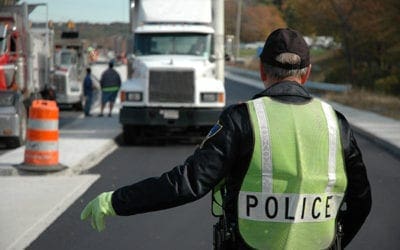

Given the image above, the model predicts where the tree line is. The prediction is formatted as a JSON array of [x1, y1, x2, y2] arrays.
[[225, 0, 400, 94], [23, 0, 399, 94]]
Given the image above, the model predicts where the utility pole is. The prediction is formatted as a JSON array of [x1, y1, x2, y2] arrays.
[[214, 0, 224, 81], [234, 0, 242, 60]]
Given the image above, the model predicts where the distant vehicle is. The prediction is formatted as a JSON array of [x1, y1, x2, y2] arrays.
[[53, 48, 83, 109], [225, 34, 235, 62], [303, 36, 338, 49], [53, 24, 88, 110], [0, 3, 54, 148], [120, 0, 226, 143], [242, 41, 264, 50]]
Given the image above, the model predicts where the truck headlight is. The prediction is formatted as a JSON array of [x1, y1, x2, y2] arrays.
[[122, 91, 143, 102], [201, 92, 224, 103]]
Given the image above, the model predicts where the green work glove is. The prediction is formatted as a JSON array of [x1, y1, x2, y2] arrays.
[[80, 191, 116, 232]]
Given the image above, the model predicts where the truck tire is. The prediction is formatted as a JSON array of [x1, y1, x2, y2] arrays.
[[7, 104, 27, 148], [123, 125, 143, 145], [73, 98, 84, 111]]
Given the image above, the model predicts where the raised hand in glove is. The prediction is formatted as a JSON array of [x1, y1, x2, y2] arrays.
[[80, 191, 116, 232]]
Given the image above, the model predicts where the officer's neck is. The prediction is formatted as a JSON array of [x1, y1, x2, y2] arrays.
[[263, 76, 302, 89]]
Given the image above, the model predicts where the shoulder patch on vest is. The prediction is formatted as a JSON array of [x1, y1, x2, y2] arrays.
[[200, 122, 223, 148]]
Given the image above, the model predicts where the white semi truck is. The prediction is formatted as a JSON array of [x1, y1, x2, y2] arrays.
[[120, 0, 225, 143], [53, 27, 88, 110], [53, 48, 84, 110]]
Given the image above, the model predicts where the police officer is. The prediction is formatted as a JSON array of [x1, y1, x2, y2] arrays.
[[81, 28, 371, 249]]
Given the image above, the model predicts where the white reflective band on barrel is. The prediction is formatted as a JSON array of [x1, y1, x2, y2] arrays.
[[0, 64, 16, 70], [321, 101, 338, 193], [28, 119, 58, 130], [253, 98, 273, 193], [238, 192, 343, 223], [25, 140, 58, 151]]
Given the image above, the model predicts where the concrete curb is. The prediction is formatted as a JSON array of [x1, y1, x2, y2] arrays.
[[63, 138, 119, 176], [352, 125, 400, 159], [0, 106, 121, 177], [0, 175, 100, 250], [0, 138, 118, 177]]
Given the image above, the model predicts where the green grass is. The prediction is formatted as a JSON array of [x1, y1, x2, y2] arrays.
[[323, 89, 400, 120], [310, 47, 328, 57]]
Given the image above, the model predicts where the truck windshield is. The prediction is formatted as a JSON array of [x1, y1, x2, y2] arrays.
[[60, 51, 76, 65], [0, 37, 6, 55], [0, 24, 6, 55], [134, 33, 211, 57]]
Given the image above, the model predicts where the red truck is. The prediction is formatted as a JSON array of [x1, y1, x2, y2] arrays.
[[0, 2, 54, 148]]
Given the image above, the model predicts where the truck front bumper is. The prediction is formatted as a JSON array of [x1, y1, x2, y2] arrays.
[[56, 93, 82, 104], [119, 106, 223, 127], [0, 108, 20, 137]]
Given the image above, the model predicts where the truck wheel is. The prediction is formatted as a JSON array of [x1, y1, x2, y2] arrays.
[[7, 105, 27, 148], [123, 125, 134, 145], [73, 98, 84, 111], [123, 125, 143, 145]]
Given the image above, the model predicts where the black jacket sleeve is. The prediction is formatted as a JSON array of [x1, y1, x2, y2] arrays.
[[111, 106, 240, 216], [336, 111, 372, 247]]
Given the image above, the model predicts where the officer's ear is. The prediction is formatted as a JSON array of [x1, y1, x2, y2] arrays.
[[259, 62, 267, 82], [300, 64, 312, 84]]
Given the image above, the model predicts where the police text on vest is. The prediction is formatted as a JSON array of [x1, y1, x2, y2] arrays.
[[238, 192, 343, 223]]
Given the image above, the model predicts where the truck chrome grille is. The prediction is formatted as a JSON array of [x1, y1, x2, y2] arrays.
[[54, 74, 66, 93], [149, 69, 194, 103]]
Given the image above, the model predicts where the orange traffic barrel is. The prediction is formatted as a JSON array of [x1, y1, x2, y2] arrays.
[[18, 100, 66, 172]]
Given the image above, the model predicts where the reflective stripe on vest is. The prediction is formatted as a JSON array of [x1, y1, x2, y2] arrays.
[[102, 86, 119, 92], [238, 97, 347, 250]]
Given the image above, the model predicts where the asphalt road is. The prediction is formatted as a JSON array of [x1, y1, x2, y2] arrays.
[[27, 79, 400, 250], [347, 133, 400, 250]]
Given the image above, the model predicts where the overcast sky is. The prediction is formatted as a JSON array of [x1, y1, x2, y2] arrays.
[[25, 0, 129, 23]]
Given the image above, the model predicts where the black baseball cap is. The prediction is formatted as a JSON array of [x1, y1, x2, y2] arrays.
[[259, 28, 310, 70]]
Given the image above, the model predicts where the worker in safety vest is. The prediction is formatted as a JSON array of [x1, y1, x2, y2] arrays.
[[81, 28, 371, 249], [98, 60, 121, 117]]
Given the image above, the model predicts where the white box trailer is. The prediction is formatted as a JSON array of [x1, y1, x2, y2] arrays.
[[120, 0, 225, 143], [136, 0, 212, 24], [30, 28, 52, 93]]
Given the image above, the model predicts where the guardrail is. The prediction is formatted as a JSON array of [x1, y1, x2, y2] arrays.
[[226, 66, 351, 93]]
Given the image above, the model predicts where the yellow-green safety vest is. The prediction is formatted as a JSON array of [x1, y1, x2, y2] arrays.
[[238, 97, 347, 250]]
